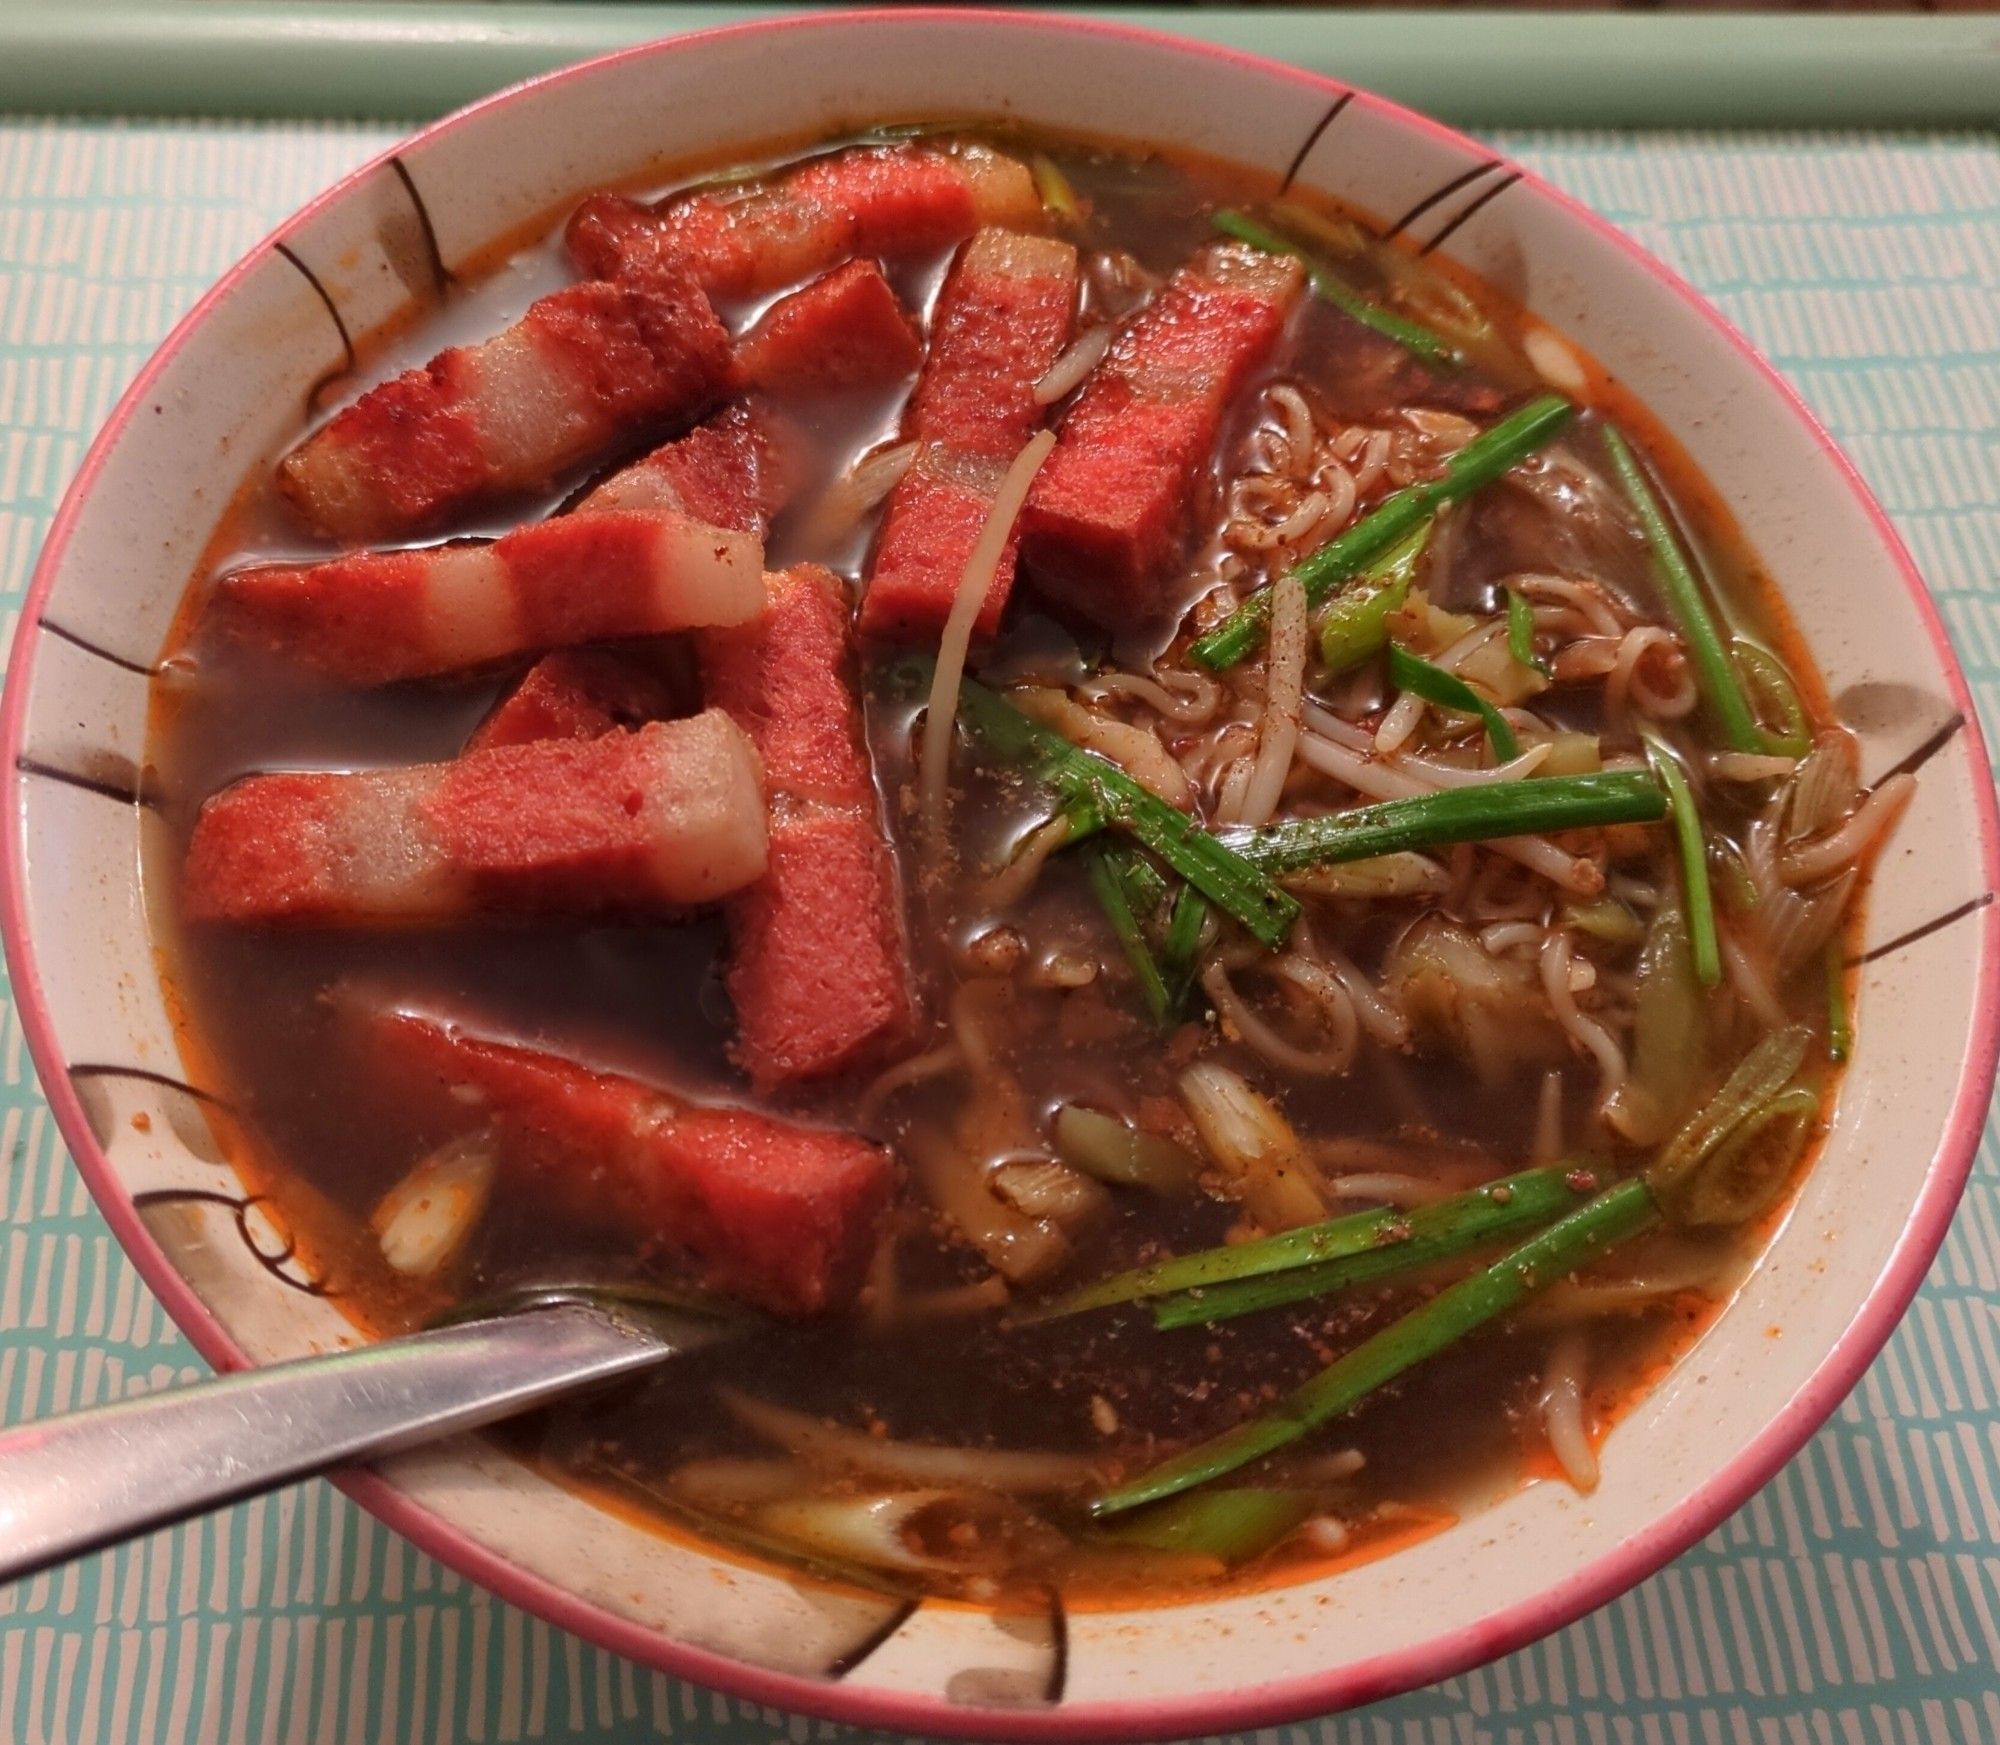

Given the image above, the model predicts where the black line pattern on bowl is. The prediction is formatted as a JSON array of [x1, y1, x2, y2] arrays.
[[132, 1185, 337, 1298], [274, 239, 358, 411], [1418, 170, 1524, 258], [1878, 711, 1966, 783], [38, 619, 157, 677], [824, 1597, 921, 1680], [1854, 892, 1996, 967], [1381, 160, 1504, 243], [1277, 91, 1354, 196], [16, 754, 156, 810], [389, 156, 454, 296], [69, 1062, 226, 1105]]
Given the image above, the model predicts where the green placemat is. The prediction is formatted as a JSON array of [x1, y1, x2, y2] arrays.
[[0, 5, 1996, 126], [1, 119, 1998, 1743]]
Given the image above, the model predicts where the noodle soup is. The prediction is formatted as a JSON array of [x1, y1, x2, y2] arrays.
[[147, 127, 1910, 1605]]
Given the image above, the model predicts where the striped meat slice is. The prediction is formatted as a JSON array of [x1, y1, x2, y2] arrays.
[[575, 404, 796, 532], [1023, 243, 1305, 625], [370, 1008, 892, 1315], [183, 711, 766, 925], [214, 508, 761, 685], [702, 565, 915, 1089], [734, 259, 922, 395], [277, 272, 734, 542], [858, 229, 1078, 643], [466, 649, 678, 753], [566, 143, 1041, 300]]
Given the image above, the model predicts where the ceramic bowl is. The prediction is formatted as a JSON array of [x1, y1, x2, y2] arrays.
[[5, 12, 1996, 1739]]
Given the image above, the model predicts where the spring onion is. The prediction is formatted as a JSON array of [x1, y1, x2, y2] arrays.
[[1386, 643, 1521, 762], [1647, 1025, 1810, 1209], [1642, 736, 1721, 988], [1602, 425, 1763, 754], [1053, 1105, 1203, 1195], [1191, 395, 1575, 670], [924, 663, 1299, 948], [1826, 946, 1852, 1063], [1506, 586, 1549, 678], [1093, 1176, 1660, 1513], [1087, 845, 1173, 1025], [1213, 209, 1459, 369], [1565, 894, 1646, 946], [1318, 527, 1428, 671], [1101, 1488, 1315, 1564], [1737, 641, 1813, 759], [1116, 848, 1171, 920], [1032, 153, 1085, 223], [1607, 905, 1704, 1144], [1152, 1168, 1590, 1328], [1672, 1085, 1819, 1227], [1226, 771, 1666, 874], [1036, 1166, 1582, 1321], [1160, 885, 1211, 1011]]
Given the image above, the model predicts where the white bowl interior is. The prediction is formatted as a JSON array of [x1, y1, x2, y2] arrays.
[[11, 14, 1995, 1730]]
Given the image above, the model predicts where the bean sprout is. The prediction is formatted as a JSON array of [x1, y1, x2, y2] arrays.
[[1539, 930, 1627, 1105], [1780, 773, 1915, 887]]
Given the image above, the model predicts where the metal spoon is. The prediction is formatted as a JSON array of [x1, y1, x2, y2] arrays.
[[0, 1292, 717, 1585]]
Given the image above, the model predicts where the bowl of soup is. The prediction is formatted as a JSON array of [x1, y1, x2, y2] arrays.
[[6, 11, 1996, 1737]]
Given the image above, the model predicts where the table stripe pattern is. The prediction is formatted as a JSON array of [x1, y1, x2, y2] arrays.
[[0, 119, 1996, 1745]]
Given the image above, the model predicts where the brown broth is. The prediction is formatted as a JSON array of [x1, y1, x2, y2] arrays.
[[146, 125, 1846, 1606]]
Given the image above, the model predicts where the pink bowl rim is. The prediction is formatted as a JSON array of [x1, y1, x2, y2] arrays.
[[4, 11, 1997, 1739]]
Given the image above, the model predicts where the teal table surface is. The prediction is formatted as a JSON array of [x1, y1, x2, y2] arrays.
[[2, 118, 1998, 1744]]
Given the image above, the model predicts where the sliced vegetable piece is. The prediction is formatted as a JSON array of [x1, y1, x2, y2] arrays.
[[1053, 1105, 1203, 1196], [1642, 735, 1721, 989], [1177, 1061, 1325, 1232], [1565, 894, 1645, 946], [1093, 1176, 1659, 1513], [1673, 1085, 1819, 1227], [1602, 425, 1762, 753], [1160, 886, 1211, 1010], [928, 664, 1299, 947], [1605, 905, 1703, 1144], [1228, 771, 1666, 874], [1153, 1167, 1587, 1328], [1212, 210, 1458, 368], [1317, 527, 1427, 671], [1032, 153, 1086, 222], [1190, 395, 1574, 670], [1101, 1488, 1314, 1564], [1039, 1166, 1578, 1320], [1088, 844, 1173, 1025], [1737, 641, 1813, 759], [1647, 1025, 1810, 1209], [1387, 643, 1521, 763], [1506, 585, 1550, 678]]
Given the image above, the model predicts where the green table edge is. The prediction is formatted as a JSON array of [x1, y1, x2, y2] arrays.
[[0, 4, 1995, 127]]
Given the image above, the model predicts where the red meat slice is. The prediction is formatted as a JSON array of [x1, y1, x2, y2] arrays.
[[278, 273, 734, 543], [701, 565, 915, 1088], [1022, 243, 1304, 626], [858, 229, 1077, 644], [213, 508, 761, 685], [183, 712, 766, 925], [576, 403, 797, 532], [466, 649, 677, 753], [372, 1008, 892, 1315], [735, 260, 921, 394], [566, 142, 1041, 300]]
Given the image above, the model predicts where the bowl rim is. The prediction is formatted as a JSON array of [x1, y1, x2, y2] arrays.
[[5, 11, 1997, 1739]]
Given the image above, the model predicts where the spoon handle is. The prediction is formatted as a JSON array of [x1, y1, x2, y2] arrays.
[[0, 1303, 674, 1585]]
